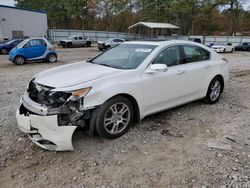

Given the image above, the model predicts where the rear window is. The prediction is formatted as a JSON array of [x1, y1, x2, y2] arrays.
[[183, 45, 210, 63]]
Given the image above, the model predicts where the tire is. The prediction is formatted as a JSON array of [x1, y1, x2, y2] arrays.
[[1, 48, 8, 54], [86, 41, 91, 47], [204, 77, 223, 104], [13, 56, 25, 65], [230, 48, 234, 53], [46, 53, 57, 63], [66, 43, 73, 48], [96, 96, 134, 139], [105, 45, 111, 50]]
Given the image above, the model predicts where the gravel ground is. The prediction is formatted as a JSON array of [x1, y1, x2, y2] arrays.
[[0, 45, 249, 188]]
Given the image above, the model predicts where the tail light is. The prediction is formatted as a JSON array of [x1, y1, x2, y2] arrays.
[[222, 58, 229, 63]]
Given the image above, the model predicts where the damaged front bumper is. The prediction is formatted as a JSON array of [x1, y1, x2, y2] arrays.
[[16, 92, 77, 151]]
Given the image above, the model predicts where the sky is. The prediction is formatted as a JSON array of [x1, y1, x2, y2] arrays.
[[0, 0, 249, 10]]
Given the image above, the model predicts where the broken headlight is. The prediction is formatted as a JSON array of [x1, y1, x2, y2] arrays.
[[69, 87, 92, 101]]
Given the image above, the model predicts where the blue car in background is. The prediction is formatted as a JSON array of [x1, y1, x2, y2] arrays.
[[235, 42, 250, 51], [0, 39, 23, 54], [9, 38, 57, 65]]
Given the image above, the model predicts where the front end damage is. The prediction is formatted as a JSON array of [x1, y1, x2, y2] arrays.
[[16, 80, 94, 151]]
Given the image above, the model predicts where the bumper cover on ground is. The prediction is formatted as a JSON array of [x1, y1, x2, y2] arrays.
[[16, 107, 77, 151]]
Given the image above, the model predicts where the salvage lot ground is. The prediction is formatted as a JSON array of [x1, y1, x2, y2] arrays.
[[0, 45, 250, 188]]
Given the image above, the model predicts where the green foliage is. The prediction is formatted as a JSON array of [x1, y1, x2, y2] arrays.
[[16, 0, 250, 35]]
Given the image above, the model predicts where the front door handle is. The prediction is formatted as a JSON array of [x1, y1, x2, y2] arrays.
[[177, 70, 186, 75], [204, 64, 211, 68]]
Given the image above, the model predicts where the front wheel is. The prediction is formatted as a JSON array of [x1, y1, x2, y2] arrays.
[[1, 48, 8, 54], [204, 77, 223, 104], [86, 41, 91, 47], [96, 96, 134, 139], [46, 54, 57, 63], [13, 56, 25, 65]]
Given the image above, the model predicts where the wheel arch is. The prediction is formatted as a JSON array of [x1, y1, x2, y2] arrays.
[[13, 54, 26, 61], [46, 52, 57, 57]]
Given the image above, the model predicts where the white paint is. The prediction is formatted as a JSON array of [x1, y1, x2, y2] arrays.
[[16, 40, 229, 151]]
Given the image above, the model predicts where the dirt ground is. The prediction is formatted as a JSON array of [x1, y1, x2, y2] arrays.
[[0, 45, 249, 188]]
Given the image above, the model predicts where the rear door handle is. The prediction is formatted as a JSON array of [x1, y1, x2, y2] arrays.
[[177, 70, 186, 75], [204, 64, 211, 68]]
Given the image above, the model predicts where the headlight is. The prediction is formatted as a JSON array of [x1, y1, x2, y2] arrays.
[[71, 87, 92, 99]]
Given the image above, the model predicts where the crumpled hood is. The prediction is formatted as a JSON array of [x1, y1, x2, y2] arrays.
[[35, 62, 121, 88]]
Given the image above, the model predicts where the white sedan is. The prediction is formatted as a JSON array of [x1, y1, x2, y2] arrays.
[[211, 43, 234, 53], [16, 40, 229, 151]]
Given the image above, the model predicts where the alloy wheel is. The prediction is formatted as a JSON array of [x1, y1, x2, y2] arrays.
[[15, 56, 25, 65], [210, 80, 221, 101], [48, 54, 56, 62], [1, 49, 8, 54], [104, 102, 131, 135]]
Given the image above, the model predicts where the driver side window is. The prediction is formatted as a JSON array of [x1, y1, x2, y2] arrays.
[[153, 46, 180, 67]]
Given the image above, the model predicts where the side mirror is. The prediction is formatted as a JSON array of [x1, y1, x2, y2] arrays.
[[86, 57, 92, 62], [146, 64, 168, 73]]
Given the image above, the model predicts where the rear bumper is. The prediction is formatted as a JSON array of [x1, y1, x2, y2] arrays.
[[212, 48, 224, 53], [16, 94, 77, 151], [97, 43, 105, 50]]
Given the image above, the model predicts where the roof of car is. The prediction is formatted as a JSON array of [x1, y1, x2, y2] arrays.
[[124, 40, 204, 46], [25, 38, 48, 40]]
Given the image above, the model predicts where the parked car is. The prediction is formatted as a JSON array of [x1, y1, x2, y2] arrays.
[[189, 37, 202, 44], [97, 38, 125, 51], [9, 38, 57, 65], [0, 39, 23, 54], [234, 42, 250, 51], [16, 40, 229, 151], [60, 36, 92, 48], [211, 43, 234, 53]]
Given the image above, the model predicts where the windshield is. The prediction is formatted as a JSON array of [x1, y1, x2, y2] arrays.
[[90, 44, 157, 69], [16, 39, 29, 48], [214, 43, 226, 46], [5, 40, 15, 45]]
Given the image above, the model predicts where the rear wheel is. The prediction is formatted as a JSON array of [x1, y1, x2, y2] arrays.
[[96, 96, 134, 139], [1, 48, 8, 54], [204, 77, 223, 104], [46, 54, 57, 63], [105, 45, 111, 50], [66, 42, 73, 48], [13, 56, 25, 65], [86, 41, 91, 47]]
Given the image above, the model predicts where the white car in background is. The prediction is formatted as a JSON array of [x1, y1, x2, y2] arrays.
[[97, 38, 125, 51], [16, 40, 229, 151], [211, 43, 234, 53]]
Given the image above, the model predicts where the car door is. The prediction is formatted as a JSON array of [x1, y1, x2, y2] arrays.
[[111, 39, 123, 47], [181, 45, 212, 101], [23, 39, 47, 59], [78, 36, 84, 46], [141, 45, 187, 115], [226, 43, 233, 52], [72, 36, 79, 46]]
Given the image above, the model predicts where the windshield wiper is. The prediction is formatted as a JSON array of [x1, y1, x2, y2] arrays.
[[86, 59, 93, 63], [98, 63, 113, 68]]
